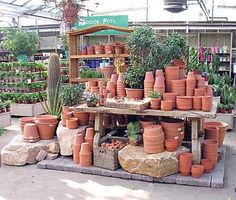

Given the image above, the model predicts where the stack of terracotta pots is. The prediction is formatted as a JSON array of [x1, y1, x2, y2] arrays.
[[154, 70, 165, 97], [144, 72, 154, 98], [204, 121, 228, 147], [34, 115, 58, 140], [201, 158, 213, 173], [117, 73, 126, 98], [206, 85, 213, 96], [161, 118, 184, 146], [94, 45, 104, 54], [179, 152, 192, 176], [61, 111, 73, 127], [193, 96, 202, 110], [176, 96, 193, 111], [163, 93, 177, 108], [79, 142, 93, 167], [165, 66, 180, 92], [143, 125, 165, 154], [202, 96, 212, 112], [106, 81, 116, 97], [171, 79, 186, 96], [104, 45, 114, 54], [110, 74, 118, 95], [204, 127, 219, 144], [194, 88, 204, 96], [202, 139, 218, 166], [85, 127, 95, 151], [22, 123, 40, 143], [171, 59, 185, 79], [73, 134, 84, 164], [186, 72, 196, 96], [19, 117, 34, 134], [87, 46, 95, 55], [165, 139, 178, 152], [161, 100, 173, 111]]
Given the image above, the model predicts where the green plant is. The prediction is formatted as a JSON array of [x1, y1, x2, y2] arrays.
[[1, 27, 39, 57], [82, 92, 99, 104], [221, 84, 236, 106], [126, 122, 140, 141], [79, 68, 102, 78], [60, 84, 85, 106], [60, 34, 68, 51], [127, 26, 161, 71], [124, 66, 145, 89], [185, 47, 202, 72], [0, 127, 6, 136], [148, 90, 160, 99], [59, 0, 81, 9]]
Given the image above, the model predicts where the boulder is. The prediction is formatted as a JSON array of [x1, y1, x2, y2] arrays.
[[1, 135, 57, 166], [56, 124, 87, 156], [36, 150, 48, 161], [118, 145, 189, 178], [48, 142, 60, 154], [46, 153, 58, 160]]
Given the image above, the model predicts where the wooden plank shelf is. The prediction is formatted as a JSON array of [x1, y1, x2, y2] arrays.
[[70, 54, 129, 59]]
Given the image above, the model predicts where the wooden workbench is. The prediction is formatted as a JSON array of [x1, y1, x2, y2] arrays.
[[73, 101, 217, 164]]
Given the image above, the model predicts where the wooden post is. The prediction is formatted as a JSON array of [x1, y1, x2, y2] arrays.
[[94, 113, 104, 136], [191, 118, 201, 164], [68, 35, 78, 83]]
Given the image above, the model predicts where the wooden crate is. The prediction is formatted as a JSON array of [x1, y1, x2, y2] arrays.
[[93, 136, 128, 170]]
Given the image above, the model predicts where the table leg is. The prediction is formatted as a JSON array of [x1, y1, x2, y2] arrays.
[[93, 113, 104, 147], [191, 118, 201, 164]]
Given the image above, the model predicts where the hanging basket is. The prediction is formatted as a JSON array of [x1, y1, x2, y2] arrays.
[[63, 0, 79, 24]]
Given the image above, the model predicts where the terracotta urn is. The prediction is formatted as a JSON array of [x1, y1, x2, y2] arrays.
[[125, 88, 144, 100], [179, 152, 192, 176], [23, 123, 40, 143], [35, 120, 58, 140], [176, 96, 193, 111], [66, 117, 79, 129], [150, 98, 161, 110], [72, 111, 89, 126], [193, 96, 202, 110], [165, 139, 178, 152], [201, 159, 213, 173], [191, 165, 204, 178], [161, 100, 173, 111]]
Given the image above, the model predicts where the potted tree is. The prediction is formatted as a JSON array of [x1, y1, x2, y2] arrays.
[[124, 66, 145, 99], [1, 28, 39, 62]]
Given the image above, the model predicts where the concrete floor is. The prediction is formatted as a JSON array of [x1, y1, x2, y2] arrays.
[[0, 117, 235, 200]]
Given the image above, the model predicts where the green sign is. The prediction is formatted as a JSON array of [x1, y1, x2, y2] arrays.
[[75, 15, 128, 35]]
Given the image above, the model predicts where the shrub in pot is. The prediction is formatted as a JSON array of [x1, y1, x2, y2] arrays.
[[125, 122, 142, 146], [124, 66, 145, 99], [148, 90, 161, 109]]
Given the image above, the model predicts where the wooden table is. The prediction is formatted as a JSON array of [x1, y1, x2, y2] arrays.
[[73, 101, 217, 164]]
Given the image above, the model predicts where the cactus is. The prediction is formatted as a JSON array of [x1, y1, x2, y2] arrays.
[[42, 53, 62, 117]]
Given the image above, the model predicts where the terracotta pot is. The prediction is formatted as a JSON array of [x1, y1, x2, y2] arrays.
[[85, 127, 95, 150], [165, 66, 180, 92], [163, 93, 177, 108], [194, 88, 204, 96], [179, 68, 185, 79], [115, 45, 123, 54], [171, 79, 186, 96], [104, 45, 114, 54], [202, 139, 218, 166], [94, 45, 104, 54], [187, 72, 195, 80], [91, 86, 99, 94], [139, 117, 157, 130], [125, 88, 144, 100], [73, 144, 81, 164], [61, 112, 73, 127], [202, 96, 212, 112], [87, 80, 97, 91], [197, 78, 205, 88], [74, 134, 84, 146], [110, 74, 118, 85], [87, 46, 95, 55], [191, 165, 204, 178], [161, 100, 173, 111], [73, 111, 89, 126], [206, 85, 213, 95], [155, 70, 164, 78], [19, 117, 34, 134], [165, 139, 178, 152], [100, 66, 114, 79], [150, 98, 161, 109], [186, 79, 196, 96], [201, 159, 213, 173], [193, 96, 202, 110], [171, 59, 185, 68], [204, 127, 219, 144], [117, 81, 126, 98], [103, 114, 111, 126], [176, 96, 193, 111], [79, 142, 92, 167], [35, 120, 57, 140], [179, 152, 192, 176], [23, 123, 39, 143], [143, 125, 165, 154], [66, 117, 78, 129], [106, 81, 116, 96], [204, 121, 228, 147], [34, 115, 57, 123], [62, 106, 70, 113], [145, 71, 154, 82]]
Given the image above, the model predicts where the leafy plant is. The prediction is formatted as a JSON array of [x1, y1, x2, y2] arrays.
[[126, 122, 141, 141], [59, 0, 81, 9], [221, 84, 236, 106], [79, 68, 102, 78], [60, 34, 68, 51], [148, 90, 161, 99], [124, 66, 145, 89], [185, 47, 202, 72], [82, 92, 99, 104], [0, 127, 6, 136]]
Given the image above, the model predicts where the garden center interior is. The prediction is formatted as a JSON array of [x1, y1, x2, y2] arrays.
[[0, 0, 236, 199]]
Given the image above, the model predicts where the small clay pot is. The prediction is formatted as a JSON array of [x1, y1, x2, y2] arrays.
[[66, 117, 78, 129], [150, 98, 161, 109], [171, 79, 186, 96], [23, 123, 39, 143], [191, 165, 204, 178], [100, 66, 114, 79], [104, 45, 114, 54], [193, 96, 202, 110], [61, 112, 73, 127], [165, 139, 178, 152], [161, 100, 173, 111], [20, 117, 34, 134], [202, 139, 218, 166], [202, 96, 212, 112], [80, 143, 92, 167], [163, 93, 177, 108], [73, 111, 89, 126], [194, 88, 204, 96], [204, 127, 219, 144], [179, 152, 192, 176], [110, 74, 118, 85], [201, 159, 213, 173]]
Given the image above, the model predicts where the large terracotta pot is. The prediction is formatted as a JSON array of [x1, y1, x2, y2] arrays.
[[201, 159, 213, 173], [202, 139, 218, 166], [35, 120, 58, 140], [139, 117, 157, 130], [176, 96, 193, 111], [34, 115, 57, 123], [125, 88, 144, 100], [191, 165, 204, 178], [179, 152, 192, 176], [193, 96, 202, 110], [23, 123, 39, 143], [73, 111, 89, 126], [66, 117, 78, 129], [171, 79, 186, 96]]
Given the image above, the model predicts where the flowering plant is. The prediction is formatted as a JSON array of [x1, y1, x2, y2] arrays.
[[83, 92, 99, 107]]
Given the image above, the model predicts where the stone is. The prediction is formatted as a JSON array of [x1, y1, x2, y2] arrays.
[[48, 142, 60, 154], [118, 145, 189, 178], [36, 150, 48, 161], [56, 124, 87, 156], [1, 135, 56, 166], [46, 153, 58, 160]]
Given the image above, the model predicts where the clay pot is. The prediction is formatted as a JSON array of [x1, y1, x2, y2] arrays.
[[143, 125, 165, 154], [186, 77, 196, 96], [202, 96, 212, 112], [34, 115, 57, 123], [87, 80, 97, 91], [79, 142, 92, 167], [171, 59, 185, 68], [94, 45, 104, 54], [165, 66, 180, 92], [204, 127, 219, 144], [139, 117, 157, 130], [61, 112, 73, 127], [202, 139, 218, 166], [104, 45, 114, 54], [125, 88, 144, 100], [206, 85, 213, 95], [117, 73, 126, 98], [85, 127, 95, 150], [197, 78, 205, 88], [23, 123, 39, 143], [19, 117, 34, 134], [115, 45, 123, 54], [201, 159, 213, 173], [62, 106, 70, 113], [103, 114, 111, 126], [191, 165, 204, 178], [161, 100, 173, 111], [150, 98, 161, 109], [91, 86, 99, 94], [204, 121, 228, 147], [179, 68, 185, 79], [155, 70, 164, 78], [87, 46, 95, 55], [107, 93, 113, 98], [193, 96, 202, 110], [35, 120, 57, 140], [187, 72, 195, 80], [106, 81, 116, 96], [163, 93, 177, 108], [100, 66, 114, 79], [66, 117, 78, 129], [194, 88, 204, 96], [145, 71, 154, 82], [171, 79, 186, 96], [165, 139, 178, 152], [144, 72, 154, 98], [111, 74, 118, 85], [176, 96, 193, 111], [179, 152, 192, 176], [73, 134, 84, 164], [73, 111, 89, 126]]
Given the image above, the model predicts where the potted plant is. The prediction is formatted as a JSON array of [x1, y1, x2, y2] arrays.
[[125, 122, 142, 146], [61, 34, 69, 59], [1, 28, 39, 62], [124, 66, 145, 99], [83, 92, 99, 107], [148, 90, 161, 109]]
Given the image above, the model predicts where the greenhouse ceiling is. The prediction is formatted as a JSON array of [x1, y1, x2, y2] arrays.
[[0, 0, 236, 27]]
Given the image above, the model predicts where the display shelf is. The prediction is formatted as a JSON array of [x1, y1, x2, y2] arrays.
[[71, 78, 105, 83], [70, 54, 129, 59]]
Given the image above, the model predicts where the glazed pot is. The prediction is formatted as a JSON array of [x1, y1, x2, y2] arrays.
[[66, 117, 78, 129], [161, 100, 173, 111], [191, 165, 204, 178], [125, 88, 144, 100], [34, 115, 58, 123], [176, 96, 193, 111], [179, 152, 192, 176], [23, 123, 39, 143], [202, 96, 212, 112], [201, 159, 213, 173], [61, 112, 73, 127], [163, 93, 177, 108], [150, 98, 161, 109], [193, 96, 202, 110], [35, 120, 58, 140], [165, 139, 178, 152], [73, 111, 89, 126]]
